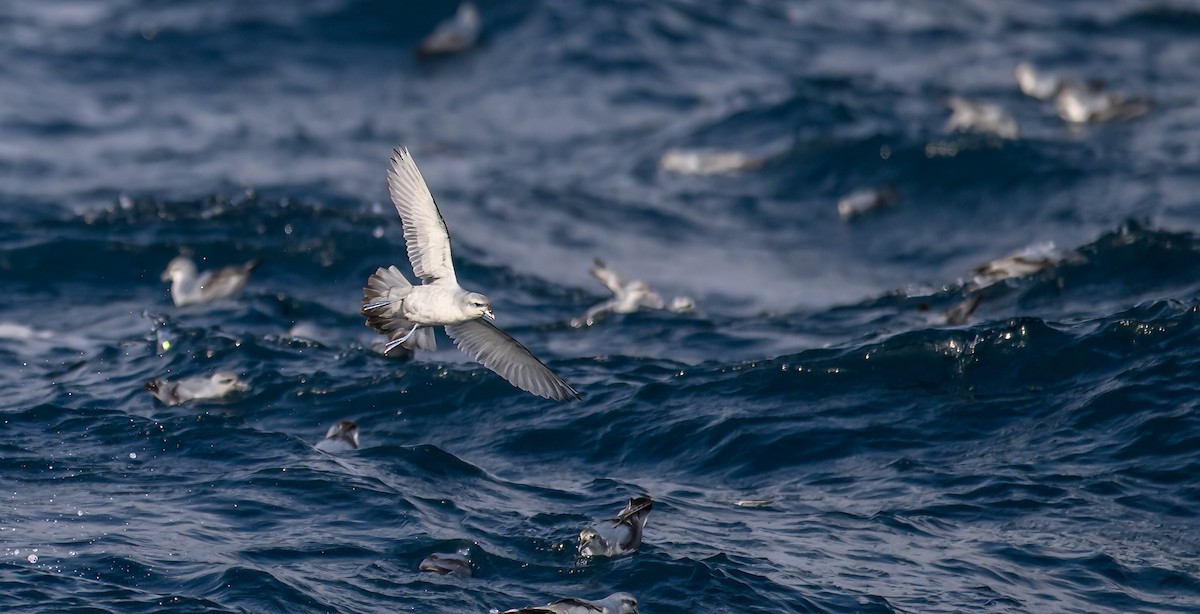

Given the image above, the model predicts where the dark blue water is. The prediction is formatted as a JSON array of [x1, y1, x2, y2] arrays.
[[4, 1, 1200, 612]]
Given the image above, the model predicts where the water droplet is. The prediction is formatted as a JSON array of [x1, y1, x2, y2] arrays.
[[373, 226, 385, 239], [26, 554, 37, 564], [129, 453, 137, 460], [284, 224, 294, 235]]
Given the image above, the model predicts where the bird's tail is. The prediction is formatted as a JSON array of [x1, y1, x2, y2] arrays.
[[362, 265, 413, 310], [361, 267, 435, 351]]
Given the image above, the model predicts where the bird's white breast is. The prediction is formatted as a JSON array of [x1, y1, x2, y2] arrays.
[[401, 285, 474, 325]]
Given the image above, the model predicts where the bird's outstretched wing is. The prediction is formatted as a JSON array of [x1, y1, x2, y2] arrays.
[[445, 319, 580, 402], [589, 258, 625, 295], [386, 147, 458, 285]]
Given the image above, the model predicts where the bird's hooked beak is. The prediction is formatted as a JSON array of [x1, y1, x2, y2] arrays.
[[483, 308, 495, 321]]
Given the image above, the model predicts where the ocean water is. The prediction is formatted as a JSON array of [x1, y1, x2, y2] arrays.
[[3, 1, 1200, 612]]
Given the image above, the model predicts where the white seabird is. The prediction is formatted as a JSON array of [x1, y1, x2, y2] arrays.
[[574, 258, 663, 326], [572, 259, 696, 327], [945, 96, 1019, 140], [667, 296, 696, 313], [361, 147, 579, 402], [144, 371, 249, 406], [419, 548, 473, 577], [315, 420, 360, 453], [497, 592, 638, 614], [969, 241, 1059, 289], [579, 496, 653, 558], [1015, 62, 1063, 100], [659, 149, 764, 175], [1055, 84, 1150, 124], [417, 2, 481, 57], [1015, 62, 1150, 124], [837, 186, 900, 221], [161, 256, 260, 307]]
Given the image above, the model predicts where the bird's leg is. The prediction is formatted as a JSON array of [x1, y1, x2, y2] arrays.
[[384, 324, 420, 353], [363, 300, 391, 311]]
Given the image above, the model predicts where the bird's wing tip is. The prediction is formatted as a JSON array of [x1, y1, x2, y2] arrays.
[[553, 385, 582, 402]]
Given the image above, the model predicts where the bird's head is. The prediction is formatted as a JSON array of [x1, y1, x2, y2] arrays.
[[578, 527, 602, 556], [613, 593, 638, 614], [161, 256, 195, 282], [465, 293, 494, 320]]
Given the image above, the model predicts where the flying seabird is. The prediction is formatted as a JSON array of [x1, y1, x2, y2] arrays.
[[572, 259, 663, 327], [417, 2, 481, 57], [572, 259, 695, 327], [361, 148, 579, 402]]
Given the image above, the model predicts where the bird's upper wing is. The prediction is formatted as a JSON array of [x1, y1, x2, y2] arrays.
[[445, 319, 580, 402], [547, 599, 604, 613], [589, 258, 625, 295], [387, 147, 457, 285], [197, 264, 253, 296], [499, 598, 603, 614]]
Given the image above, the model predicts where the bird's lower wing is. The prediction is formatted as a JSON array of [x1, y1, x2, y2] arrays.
[[445, 319, 579, 402]]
